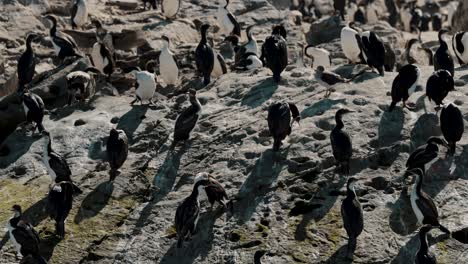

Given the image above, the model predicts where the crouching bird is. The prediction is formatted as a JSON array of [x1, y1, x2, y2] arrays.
[[267, 102, 300, 151], [106, 128, 129, 181]]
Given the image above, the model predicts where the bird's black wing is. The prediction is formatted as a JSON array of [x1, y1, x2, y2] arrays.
[[406, 145, 428, 168], [175, 106, 200, 135], [175, 198, 200, 234], [331, 129, 352, 161], [70, 2, 78, 27], [205, 178, 228, 201], [23, 93, 43, 113], [341, 198, 364, 237], [17, 51, 35, 86], [416, 193, 439, 223], [227, 12, 241, 36], [217, 53, 228, 74], [321, 71, 345, 85], [12, 224, 39, 253], [49, 152, 72, 181]]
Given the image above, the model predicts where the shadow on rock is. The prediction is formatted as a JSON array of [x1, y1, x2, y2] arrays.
[[116, 105, 148, 143], [241, 78, 278, 108], [233, 149, 286, 224], [323, 244, 353, 264], [388, 188, 418, 236], [0, 131, 40, 168], [409, 113, 440, 148], [74, 181, 114, 224], [378, 108, 404, 147], [301, 98, 346, 119]]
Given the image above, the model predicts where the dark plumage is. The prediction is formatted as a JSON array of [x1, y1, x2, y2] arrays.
[[341, 177, 363, 260], [195, 24, 215, 86], [432, 13, 442, 32], [260, 25, 288, 83], [440, 103, 464, 156], [267, 102, 300, 151], [142, 0, 158, 9], [408, 168, 450, 234], [173, 89, 201, 143], [434, 29, 454, 77], [106, 129, 128, 181], [406, 137, 448, 171], [8, 205, 47, 264], [47, 181, 77, 238], [333, 0, 346, 20], [44, 15, 82, 61], [175, 181, 201, 248], [416, 225, 437, 264], [452, 31, 467, 65], [389, 64, 420, 111], [330, 109, 353, 175], [361, 31, 386, 76], [195, 172, 229, 210], [384, 42, 396, 72], [18, 33, 40, 92], [426, 70, 454, 108], [20, 91, 45, 134]]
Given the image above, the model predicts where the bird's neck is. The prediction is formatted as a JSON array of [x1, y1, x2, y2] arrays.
[[50, 22, 57, 36], [414, 174, 423, 196], [419, 232, 429, 252], [26, 38, 34, 52], [439, 35, 448, 49], [190, 96, 201, 111], [10, 215, 20, 227], [335, 115, 344, 130], [347, 183, 356, 199], [43, 138, 52, 155], [201, 30, 208, 44]]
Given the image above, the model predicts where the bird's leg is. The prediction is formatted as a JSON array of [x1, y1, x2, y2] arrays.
[[130, 98, 137, 105]]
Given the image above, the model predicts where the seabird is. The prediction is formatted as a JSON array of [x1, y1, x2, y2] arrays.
[[47, 181, 77, 238], [7, 205, 47, 264], [66, 67, 99, 105], [260, 25, 288, 82], [452, 31, 468, 65], [426, 70, 454, 109], [384, 42, 396, 72], [353, 7, 366, 24], [162, 0, 181, 18], [406, 137, 449, 172], [175, 180, 201, 248], [331, 109, 354, 175], [159, 35, 179, 86], [341, 177, 363, 260], [267, 102, 300, 151], [403, 38, 420, 65], [91, 40, 114, 80], [388, 64, 420, 111], [44, 15, 82, 62], [420, 12, 431, 31], [211, 51, 228, 78], [304, 45, 331, 69], [195, 24, 215, 86], [432, 13, 442, 32], [340, 22, 364, 64], [440, 103, 464, 156], [173, 89, 201, 143], [128, 62, 157, 105], [142, 0, 157, 10], [237, 52, 263, 70], [92, 20, 115, 59], [106, 128, 128, 181], [314, 66, 364, 98], [217, 0, 241, 36], [408, 168, 450, 234], [41, 131, 82, 193], [70, 0, 88, 30], [434, 29, 454, 77], [333, 0, 346, 20], [244, 25, 258, 55], [17, 33, 40, 92], [194, 172, 229, 210], [361, 30, 386, 76], [416, 225, 437, 264], [19, 90, 45, 135]]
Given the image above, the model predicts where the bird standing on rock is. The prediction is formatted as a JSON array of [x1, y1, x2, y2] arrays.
[[196, 24, 215, 86], [388, 64, 420, 111], [47, 181, 77, 238], [173, 89, 201, 143], [341, 177, 363, 260], [267, 102, 300, 151], [340, 22, 364, 65], [127, 62, 157, 105], [194, 172, 230, 211], [434, 29, 454, 77], [314, 66, 364, 98], [175, 179, 202, 248], [70, 0, 88, 30], [260, 25, 288, 83], [19, 90, 45, 135], [217, 0, 241, 36], [331, 109, 353, 175], [44, 15, 82, 63], [106, 128, 128, 181], [406, 137, 449, 172], [361, 30, 386, 76], [17, 33, 40, 92], [66, 67, 100, 105], [416, 225, 437, 264], [159, 35, 179, 86], [440, 103, 464, 156], [426, 70, 454, 110]]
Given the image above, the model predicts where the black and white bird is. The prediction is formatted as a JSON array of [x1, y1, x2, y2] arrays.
[[434, 29, 454, 77], [211, 50, 228, 78], [237, 52, 263, 70], [194, 172, 229, 210], [66, 67, 99, 105], [416, 225, 437, 264], [44, 15, 82, 62], [260, 25, 288, 83], [314, 66, 362, 98], [142, 0, 157, 9], [70, 0, 88, 30], [173, 89, 201, 143], [341, 177, 363, 260], [18, 33, 40, 92], [91, 41, 114, 80], [128, 63, 157, 105], [106, 128, 128, 181], [333, 0, 346, 20], [384, 42, 396, 72], [244, 25, 258, 55], [331, 109, 353, 175], [41, 131, 82, 193], [403, 38, 420, 65], [340, 22, 364, 64], [195, 24, 215, 86], [19, 90, 45, 134], [175, 180, 201, 248], [408, 168, 450, 234], [267, 102, 300, 151], [92, 20, 115, 59], [159, 35, 179, 86], [426, 70, 454, 109], [388, 64, 420, 111], [7, 205, 47, 264], [304, 45, 331, 69], [452, 31, 468, 65], [361, 30, 386, 76], [162, 0, 181, 19], [406, 137, 448, 172], [440, 103, 464, 156], [432, 13, 442, 32], [217, 0, 241, 36], [47, 181, 77, 238]]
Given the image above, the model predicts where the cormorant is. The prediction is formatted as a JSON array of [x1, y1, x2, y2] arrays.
[[195, 24, 215, 86], [389, 64, 420, 111], [426, 70, 454, 109], [106, 128, 128, 181], [173, 89, 201, 143], [260, 25, 288, 83], [331, 109, 354, 175], [406, 137, 449, 171], [440, 103, 464, 156], [17, 33, 40, 92], [341, 177, 364, 260], [267, 102, 300, 151], [434, 29, 454, 77], [44, 15, 82, 62]]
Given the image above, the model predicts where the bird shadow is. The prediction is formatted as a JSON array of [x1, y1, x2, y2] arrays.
[[159, 208, 225, 264], [300, 98, 346, 119], [323, 244, 353, 264], [409, 113, 441, 148], [0, 131, 41, 169], [378, 108, 404, 147], [390, 231, 449, 264], [74, 181, 114, 224], [241, 78, 278, 108], [116, 105, 148, 143], [232, 149, 287, 224], [49, 103, 96, 122], [387, 187, 418, 236]]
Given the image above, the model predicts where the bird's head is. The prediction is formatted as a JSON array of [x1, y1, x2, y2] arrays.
[[11, 204, 22, 217], [427, 137, 449, 148], [161, 35, 170, 45], [43, 15, 57, 27], [335, 108, 354, 117], [110, 128, 119, 139], [200, 24, 211, 34], [194, 172, 209, 185], [272, 25, 287, 39], [419, 224, 433, 235], [92, 19, 103, 29], [315, 65, 325, 73], [346, 177, 358, 190]]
